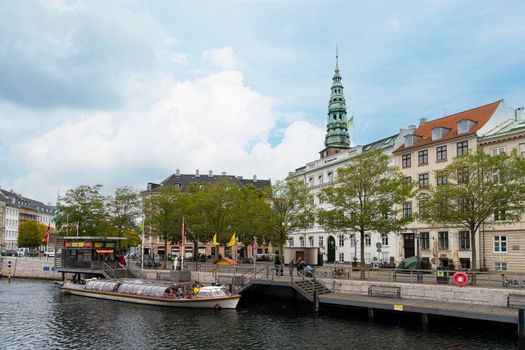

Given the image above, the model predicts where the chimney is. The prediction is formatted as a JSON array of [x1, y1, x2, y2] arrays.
[[516, 107, 525, 120], [195, 169, 200, 177], [176, 169, 180, 176], [253, 175, 257, 183], [221, 172, 226, 176], [209, 170, 213, 177], [419, 118, 427, 126], [408, 124, 416, 129]]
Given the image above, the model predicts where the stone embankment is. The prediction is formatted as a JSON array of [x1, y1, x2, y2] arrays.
[[0, 257, 62, 280]]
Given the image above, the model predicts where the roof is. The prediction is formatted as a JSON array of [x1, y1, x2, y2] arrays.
[[0, 189, 54, 214], [480, 119, 525, 141], [394, 100, 502, 153], [57, 236, 129, 241], [361, 134, 398, 153], [148, 173, 271, 192]]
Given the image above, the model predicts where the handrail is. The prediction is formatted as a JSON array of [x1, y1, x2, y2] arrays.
[[103, 262, 116, 278]]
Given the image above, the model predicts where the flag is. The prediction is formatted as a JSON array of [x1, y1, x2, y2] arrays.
[[181, 219, 185, 244], [213, 233, 218, 246], [346, 116, 354, 128], [227, 232, 236, 247], [42, 224, 51, 243]]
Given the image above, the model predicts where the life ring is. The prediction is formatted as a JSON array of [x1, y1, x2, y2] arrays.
[[453, 271, 469, 287]]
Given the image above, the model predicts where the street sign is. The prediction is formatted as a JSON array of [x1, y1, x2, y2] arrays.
[[375, 242, 382, 249], [377, 248, 381, 253], [252, 242, 257, 250]]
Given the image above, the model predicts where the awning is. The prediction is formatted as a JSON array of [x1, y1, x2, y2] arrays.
[[96, 249, 114, 254]]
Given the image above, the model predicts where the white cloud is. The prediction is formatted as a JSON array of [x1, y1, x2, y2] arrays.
[[202, 47, 241, 70], [387, 18, 400, 30], [4, 57, 324, 201]]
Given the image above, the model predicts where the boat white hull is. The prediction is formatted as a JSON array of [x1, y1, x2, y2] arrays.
[[63, 288, 240, 309]]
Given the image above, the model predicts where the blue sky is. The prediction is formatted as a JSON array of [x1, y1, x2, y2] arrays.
[[0, 0, 524, 203]]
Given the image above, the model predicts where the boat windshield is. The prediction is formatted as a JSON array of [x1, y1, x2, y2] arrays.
[[196, 287, 227, 297]]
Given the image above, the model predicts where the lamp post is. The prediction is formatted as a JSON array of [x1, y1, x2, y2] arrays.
[[414, 230, 421, 281]]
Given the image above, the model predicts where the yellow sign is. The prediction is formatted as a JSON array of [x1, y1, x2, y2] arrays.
[[78, 242, 85, 248], [94, 242, 103, 248], [394, 304, 404, 311]]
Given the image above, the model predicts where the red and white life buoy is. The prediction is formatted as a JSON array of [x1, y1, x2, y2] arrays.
[[453, 271, 469, 287]]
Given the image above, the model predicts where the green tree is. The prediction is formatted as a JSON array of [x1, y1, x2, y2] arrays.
[[318, 150, 415, 277], [55, 184, 107, 236], [231, 185, 273, 258], [18, 221, 47, 248], [424, 148, 525, 274], [143, 186, 185, 263], [269, 179, 316, 260], [107, 186, 141, 247]]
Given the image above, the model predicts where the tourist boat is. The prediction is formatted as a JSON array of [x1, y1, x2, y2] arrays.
[[62, 279, 241, 309]]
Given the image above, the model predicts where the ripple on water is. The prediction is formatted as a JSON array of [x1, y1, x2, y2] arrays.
[[0, 279, 519, 350]]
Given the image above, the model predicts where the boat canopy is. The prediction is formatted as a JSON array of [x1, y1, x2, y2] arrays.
[[117, 283, 170, 297], [85, 280, 119, 292], [196, 286, 227, 297]]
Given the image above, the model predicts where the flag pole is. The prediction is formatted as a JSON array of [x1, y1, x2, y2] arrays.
[[141, 217, 145, 271], [181, 218, 185, 271]]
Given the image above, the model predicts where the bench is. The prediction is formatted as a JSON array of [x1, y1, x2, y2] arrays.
[[368, 285, 401, 298], [507, 293, 525, 308]]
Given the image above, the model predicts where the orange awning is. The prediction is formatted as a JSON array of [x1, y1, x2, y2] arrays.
[[96, 249, 114, 254]]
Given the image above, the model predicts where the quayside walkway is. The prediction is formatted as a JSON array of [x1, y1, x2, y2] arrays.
[[320, 292, 518, 324]]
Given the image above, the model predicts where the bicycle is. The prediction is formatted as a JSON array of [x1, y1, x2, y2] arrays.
[[332, 267, 346, 279], [502, 274, 525, 288]]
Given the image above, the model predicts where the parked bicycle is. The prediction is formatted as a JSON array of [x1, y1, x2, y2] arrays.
[[332, 267, 346, 278], [502, 274, 525, 288]]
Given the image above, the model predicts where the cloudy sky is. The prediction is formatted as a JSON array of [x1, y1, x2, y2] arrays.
[[1, 0, 524, 203]]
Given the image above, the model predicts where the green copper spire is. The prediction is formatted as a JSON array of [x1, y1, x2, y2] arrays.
[[323, 50, 350, 151]]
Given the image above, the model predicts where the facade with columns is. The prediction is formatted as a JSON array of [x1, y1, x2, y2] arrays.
[[287, 54, 413, 265]]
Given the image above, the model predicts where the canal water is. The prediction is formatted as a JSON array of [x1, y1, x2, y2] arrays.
[[0, 279, 520, 349]]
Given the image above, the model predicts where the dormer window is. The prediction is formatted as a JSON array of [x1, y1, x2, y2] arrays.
[[404, 134, 421, 147], [431, 127, 450, 140], [457, 119, 475, 134]]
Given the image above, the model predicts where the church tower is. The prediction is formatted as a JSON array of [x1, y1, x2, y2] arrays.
[[319, 50, 351, 159]]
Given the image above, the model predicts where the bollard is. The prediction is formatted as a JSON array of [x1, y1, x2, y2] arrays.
[[519, 309, 525, 338], [313, 290, 319, 313]]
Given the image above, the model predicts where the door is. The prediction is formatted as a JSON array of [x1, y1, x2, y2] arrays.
[[403, 233, 415, 258], [327, 236, 336, 262]]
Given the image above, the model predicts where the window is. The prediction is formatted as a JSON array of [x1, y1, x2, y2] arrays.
[[420, 232, 429, 250], [457, 141, 468, 156], [418, 150, 428, 165], [432, 127, 450, 140], [436, 145, 447, 161], [418, 173, 429, 188], [436, 171, 448, 186], [404, 134, 420, 147], [318, 175, 323, 185], [308, 236, 314, 247], [381, 252, 389, 263], [299, 237, 304, 247], [382, 235, 389, 246], [438, 231, 449, 250], [309, 178, 314, 187], [402, 154, 411, 168], [457, 167, 469, 184], [459, 231, 470, 250], [418, 200, 429, 219], [365, 253, 371, 264], [365, 234, 371, 247], [350, 235, 355, 247], [403, 202, 412, 218], [457, 120, 473, 134], [319, 236, 324, 247], [494, 202, 506, 221], [289, 238, 294, 247], [491, 147, 506, 156], [495, 262, 508, 271], [338, 235, 344, 247], [519, 143, 525, 157], [328, 172, 333, 182], [494, 235, 507, 253], [338, 252, 344, 263]]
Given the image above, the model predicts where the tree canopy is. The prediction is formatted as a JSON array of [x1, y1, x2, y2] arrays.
[[318, 150, 415, 273], [423, 148, 525, 271], [18, 221, 48, 248]]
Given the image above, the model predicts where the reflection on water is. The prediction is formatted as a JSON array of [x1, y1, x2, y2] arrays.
[[0, 279, 519, 349]]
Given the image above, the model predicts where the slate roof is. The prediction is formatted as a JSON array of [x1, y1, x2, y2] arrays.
[[361, 134, 398, 153], [395, 100, 502, 153], [0, 189, 54, 214], [146, 172, 271, 192]]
